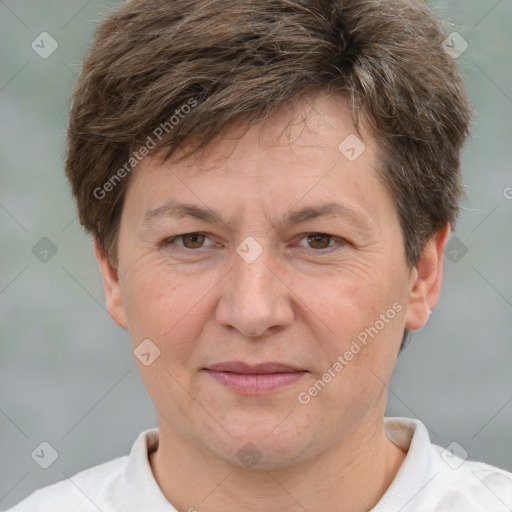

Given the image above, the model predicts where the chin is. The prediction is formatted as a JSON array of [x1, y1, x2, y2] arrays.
[[202, 410, 319, 470]]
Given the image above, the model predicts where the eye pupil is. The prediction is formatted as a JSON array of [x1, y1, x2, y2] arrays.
[[182, 233, 205, 248], [307, 234, 331, 249]]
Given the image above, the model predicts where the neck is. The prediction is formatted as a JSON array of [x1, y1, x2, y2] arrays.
[[149, 414, 406, 511]]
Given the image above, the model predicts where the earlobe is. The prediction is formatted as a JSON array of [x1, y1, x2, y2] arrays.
[[93, 238, 128, 330], [404, 224, 451, 331]]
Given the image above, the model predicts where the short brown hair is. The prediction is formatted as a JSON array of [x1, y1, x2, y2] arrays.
[[66, 0, 471, 271]]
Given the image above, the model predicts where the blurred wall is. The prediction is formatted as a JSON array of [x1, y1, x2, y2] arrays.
[[1, 0, 511, 508]]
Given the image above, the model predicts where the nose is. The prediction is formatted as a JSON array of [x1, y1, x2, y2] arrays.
[[215, 244, 295, 338]]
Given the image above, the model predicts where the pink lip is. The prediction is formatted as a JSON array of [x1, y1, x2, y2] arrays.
[[204, 361, 307, 394]]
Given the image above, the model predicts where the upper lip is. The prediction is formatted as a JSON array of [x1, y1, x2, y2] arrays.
[[205, 361, 305, 374]]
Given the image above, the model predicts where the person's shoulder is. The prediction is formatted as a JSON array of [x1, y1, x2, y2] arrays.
[[4, 454, 129, 512], [430, 443, 512, 509], [382, 417, 512, 511]]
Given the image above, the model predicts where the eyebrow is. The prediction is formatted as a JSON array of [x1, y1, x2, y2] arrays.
[[141, 200, 372, 231]]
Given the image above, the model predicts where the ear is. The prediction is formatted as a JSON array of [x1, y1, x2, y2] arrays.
[[404, 223, 451, 331], [93, 238, 128, 330]]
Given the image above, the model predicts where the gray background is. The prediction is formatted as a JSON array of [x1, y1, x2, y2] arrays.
[[1, 0, 511, 508]]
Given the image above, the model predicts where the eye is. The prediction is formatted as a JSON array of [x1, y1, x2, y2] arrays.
[[161, 232, 346, 252], [297, 233, 344, 250], [163, 232, 213, 249]]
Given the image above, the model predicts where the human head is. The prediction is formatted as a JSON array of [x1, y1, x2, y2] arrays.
[[88, 93, 451, 477], [66, 0, 469, 476], [65, 1, 471, 465]]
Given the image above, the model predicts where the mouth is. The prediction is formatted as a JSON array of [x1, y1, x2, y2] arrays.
[[203, 361, 307, 395]]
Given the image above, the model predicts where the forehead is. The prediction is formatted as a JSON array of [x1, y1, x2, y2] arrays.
[[173, 93, 364, 167], [133, 93, 376, 188]]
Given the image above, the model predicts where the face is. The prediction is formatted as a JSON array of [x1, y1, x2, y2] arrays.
[[97, 93, 446, 469]]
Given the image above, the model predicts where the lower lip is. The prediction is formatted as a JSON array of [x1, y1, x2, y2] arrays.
[[204, 370, 306, 394]]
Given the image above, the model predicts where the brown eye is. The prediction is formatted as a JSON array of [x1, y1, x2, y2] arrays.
[[180, 233, 206, 248], [306, 233, 334, 249], [161, 232, 215, 251]]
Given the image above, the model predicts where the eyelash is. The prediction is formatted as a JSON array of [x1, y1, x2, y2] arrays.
[[161, 232, 347, 252]]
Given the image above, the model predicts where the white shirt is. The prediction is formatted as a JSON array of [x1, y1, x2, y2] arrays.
[[5, 417, 512, 511]]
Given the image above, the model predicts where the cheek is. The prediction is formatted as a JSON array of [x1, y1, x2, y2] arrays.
[[119, 258, 226, 358], [288, 262, 394, 334], [119, 261, 214, 407], [289, 264, 406, 390]]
